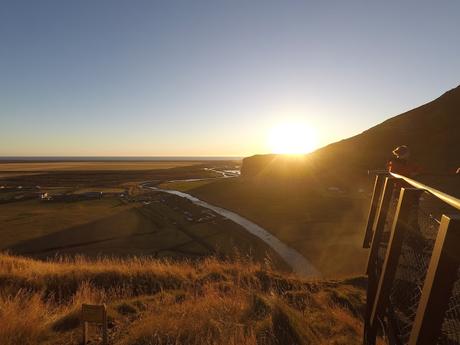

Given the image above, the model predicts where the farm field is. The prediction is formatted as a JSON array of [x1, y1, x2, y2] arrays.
[[0, 160, 286, 270], [0, 198, 134, 249], [0, 161, 234, 189], [0, 159, 371, 276], [0, 161, 201, 172], [161, 177, 370, 277], [3, 192, 284, 269]]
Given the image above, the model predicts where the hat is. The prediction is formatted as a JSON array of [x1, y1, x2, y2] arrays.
[[392, 145, 410, 159]]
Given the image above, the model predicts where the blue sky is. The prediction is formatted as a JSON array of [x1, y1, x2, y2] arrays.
[[1, 0, 459, 156]]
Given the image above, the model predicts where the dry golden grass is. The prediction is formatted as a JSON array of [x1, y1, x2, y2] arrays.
[[0, 253, 368, 345]]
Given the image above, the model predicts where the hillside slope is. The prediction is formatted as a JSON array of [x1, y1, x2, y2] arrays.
[[0, 253, 367, 345], [243, 85, 460, 180], [313, 85, 460, 174]]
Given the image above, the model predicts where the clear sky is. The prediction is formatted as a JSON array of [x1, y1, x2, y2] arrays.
[[1, 0, 459, 157]]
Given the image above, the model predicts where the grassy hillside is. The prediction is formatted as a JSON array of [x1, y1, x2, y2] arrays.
[[0, 253, 369, 345], [313, 85, 460, 174]]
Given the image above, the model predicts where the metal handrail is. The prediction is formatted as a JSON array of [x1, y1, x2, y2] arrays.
[[390, 172, 460, 211]]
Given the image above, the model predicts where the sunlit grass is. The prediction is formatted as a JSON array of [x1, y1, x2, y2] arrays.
[[0, 253, 369, 345]]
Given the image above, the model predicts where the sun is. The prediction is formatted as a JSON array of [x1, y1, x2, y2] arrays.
[[267, 122, 317, 155]]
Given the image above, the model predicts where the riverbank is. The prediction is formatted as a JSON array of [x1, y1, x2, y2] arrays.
[[143, 183, 320, 276], [160, 177, 370, 277]]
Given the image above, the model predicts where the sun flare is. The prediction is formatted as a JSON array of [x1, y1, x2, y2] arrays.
[[267, 122, 317, 155]]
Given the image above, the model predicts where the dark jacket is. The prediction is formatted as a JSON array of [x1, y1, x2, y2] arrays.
[[387, 158, 420, 178]]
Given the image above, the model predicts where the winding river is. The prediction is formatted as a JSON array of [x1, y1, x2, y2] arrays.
[[142, 176, 320, 277]]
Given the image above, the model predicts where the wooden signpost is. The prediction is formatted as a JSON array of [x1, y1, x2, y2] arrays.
[[81, 304, 108, 345]]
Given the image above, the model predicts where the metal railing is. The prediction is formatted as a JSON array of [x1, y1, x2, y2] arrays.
[[363, 172, 460, 345]]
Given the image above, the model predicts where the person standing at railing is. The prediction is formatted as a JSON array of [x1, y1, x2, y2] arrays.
[[387, 145, 420, 178], [387, 145, 424, 249]]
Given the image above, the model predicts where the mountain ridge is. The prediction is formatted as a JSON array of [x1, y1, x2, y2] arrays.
[[242, 85, 460, 180]]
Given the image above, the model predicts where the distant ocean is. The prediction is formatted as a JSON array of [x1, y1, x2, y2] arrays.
[[0, 156, 243, 162]]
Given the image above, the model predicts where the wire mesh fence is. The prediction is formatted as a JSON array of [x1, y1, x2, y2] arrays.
[[364, 175, 460, 345], [438, 270, 460, 345], [373, 186, 401, 282], [384, 192, 459, 345], [419, 191, 460, 344]]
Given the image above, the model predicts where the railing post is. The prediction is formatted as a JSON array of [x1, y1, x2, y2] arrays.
[[408, 215, 460, 345], [363, 177, 401, 345], [370, 188, 424, 328], [363, 173, 387, 248], [366, 177, 401, 275]]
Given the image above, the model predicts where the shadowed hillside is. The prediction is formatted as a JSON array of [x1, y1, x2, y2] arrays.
[[242, 85, 460, 182], [0, 254, 369, 345]]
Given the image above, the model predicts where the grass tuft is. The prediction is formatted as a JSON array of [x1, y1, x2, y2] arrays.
[[0, 253, 367, 345]]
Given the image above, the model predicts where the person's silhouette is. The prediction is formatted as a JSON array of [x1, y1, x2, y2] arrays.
[[387, 145, 420, 177]]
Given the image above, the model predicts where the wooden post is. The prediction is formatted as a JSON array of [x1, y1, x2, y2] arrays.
[[366, 177, 401, 275], [363, 174, 387, 248], [81, 303, 108, 345], [82, 320, 88, 344], [103, 309, 108, 345], [370, 188, 424, 327], [408, 215, 460, 345], [363, 177, 400, 345]]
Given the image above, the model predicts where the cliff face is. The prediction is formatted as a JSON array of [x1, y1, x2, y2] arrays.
[[242, 85, 460, 179]]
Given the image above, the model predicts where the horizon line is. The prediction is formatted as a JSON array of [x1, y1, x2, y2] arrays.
[[0, 155, 245, 162]]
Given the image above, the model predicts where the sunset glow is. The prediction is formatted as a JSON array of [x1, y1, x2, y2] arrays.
[[267, 122, 317, 155]]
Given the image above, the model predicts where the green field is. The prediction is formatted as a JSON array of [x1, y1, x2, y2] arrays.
[[0, 160, 284, 271], [0, 161, 200, 171], [161, 177, 370, 277], [0, 198, 134, 249], [1, 194, 284, 269]]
